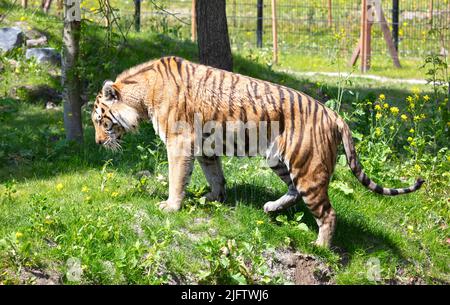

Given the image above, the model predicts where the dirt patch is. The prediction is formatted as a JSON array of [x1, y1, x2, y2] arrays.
[[264, 248, 333, 284], [294, 254, 333, 284], [18, 267, 61, 285]]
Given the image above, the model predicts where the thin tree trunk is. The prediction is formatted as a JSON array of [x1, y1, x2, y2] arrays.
[[134, 0, 141, 32], [42, 0, 52, 14], [21, 0, 28, 8], [196, 0, 233, 71], [62, 3, 83, 143]]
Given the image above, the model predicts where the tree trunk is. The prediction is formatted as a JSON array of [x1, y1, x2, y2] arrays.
[[21, 0, 28, 8], [134, 0, 141, 32], [196, 0, 233, 71], [62, 3, 83, 143], [42, 0, 52, 14]]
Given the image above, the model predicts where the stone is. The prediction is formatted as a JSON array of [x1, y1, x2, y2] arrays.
[[0, 27, 24, 52], [25, 48, 61, 66]]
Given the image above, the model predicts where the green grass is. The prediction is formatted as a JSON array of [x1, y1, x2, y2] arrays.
[[0, 3, 449, 284]]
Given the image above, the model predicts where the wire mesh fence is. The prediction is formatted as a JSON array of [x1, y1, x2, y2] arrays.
[[135, 0, 449, 59], [9, 0, 450, 59]]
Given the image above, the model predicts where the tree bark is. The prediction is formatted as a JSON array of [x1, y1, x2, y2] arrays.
[[62, 3, 83, 143], [134, 0, 141, 32], [42, 0, 52, 14], [196, 0, 233, 71], [21, 0, 28, 8]]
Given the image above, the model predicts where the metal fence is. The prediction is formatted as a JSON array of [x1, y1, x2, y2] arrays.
[[135, 0, 449, 59]]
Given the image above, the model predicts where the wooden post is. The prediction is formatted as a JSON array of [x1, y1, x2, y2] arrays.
[[429, 0, 433, 25], [328, 0, 332, 27], [191, 0, 197, 41], [360, 0, 369, 72], [349, 0, 400, 70], [271, 0, 278, 64]]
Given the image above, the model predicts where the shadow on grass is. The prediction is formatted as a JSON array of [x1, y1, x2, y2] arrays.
[[229, 182, 406, 265]]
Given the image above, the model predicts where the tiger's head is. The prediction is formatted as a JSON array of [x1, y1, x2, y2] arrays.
[[91, 80, 139, 151]]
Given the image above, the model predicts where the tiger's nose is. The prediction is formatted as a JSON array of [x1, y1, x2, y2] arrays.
[[96, 139, 104, 145]]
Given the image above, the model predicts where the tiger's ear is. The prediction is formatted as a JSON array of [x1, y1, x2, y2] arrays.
[[102, 80, 120, 103]]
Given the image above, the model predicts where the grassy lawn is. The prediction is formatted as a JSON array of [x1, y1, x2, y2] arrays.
[[0, 3, 449, 284]]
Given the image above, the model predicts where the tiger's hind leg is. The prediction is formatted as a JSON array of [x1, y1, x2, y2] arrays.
[[263, 161, 300, 213], [293, 170, 336, 247], [197, 156, 226, 202]]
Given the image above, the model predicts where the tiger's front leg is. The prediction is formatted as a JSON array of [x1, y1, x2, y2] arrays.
[[158, 137, 194, 212]]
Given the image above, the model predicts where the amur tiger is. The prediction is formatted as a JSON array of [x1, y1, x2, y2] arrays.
[[91, 56, 424, 247]]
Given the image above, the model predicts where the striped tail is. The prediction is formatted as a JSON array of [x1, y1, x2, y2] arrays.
[[338, 119, 424, 196]]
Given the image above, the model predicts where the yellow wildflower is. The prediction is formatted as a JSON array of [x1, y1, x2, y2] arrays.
[[375, 128, 382, 136], [412, 87, 420, 95], [81, 186, 89, 193], [390, 107, 399, 115], [20, 16, 26, 21], [256, 220, 264, 225], [409, 128, 414, 133], [374, 104, 382, 111], [420, 114, 426, 119], [56, 183, 63, 191], [379, 94, 385, 100], [390, 126, 395, 131], [407, 137, 413, 142], [111, 191, 119, 198], [15, 232, 23, 239], [414, 164, 421, 172], [406, 96, 413, 103], [106, 173, 114, 179], [409, 103, 415, 109], [383, 103, 389, 109], [375, 113, 382, 120], [401, 114, 408, 121], [44, 216, 53, 225], [89, 7, 96, 12], [410, 141, 417, 147], [423, 95, 430, 102], [413, 115, 421, 122]]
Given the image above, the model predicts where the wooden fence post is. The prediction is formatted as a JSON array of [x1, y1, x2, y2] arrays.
[[360, 0, 369, 72], [328, 0, 332, 27], [271, 0, 278, 64], [191, 0, 197, 41]]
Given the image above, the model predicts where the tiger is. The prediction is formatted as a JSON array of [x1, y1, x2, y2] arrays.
[[91, 56, 424, 247]]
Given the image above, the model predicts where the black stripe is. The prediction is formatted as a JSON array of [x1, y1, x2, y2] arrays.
[[288, 90, 295, 142], [389, 189, 399, 195], [374, 185, 384, 194]]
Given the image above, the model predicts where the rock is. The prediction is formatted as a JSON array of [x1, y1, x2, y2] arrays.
[[0, 27, 24, 52], [45, 101, 58, 109], [25, 48, 61, 66], [26, 36, 48, 47]]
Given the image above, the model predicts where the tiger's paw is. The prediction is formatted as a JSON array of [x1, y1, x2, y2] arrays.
[[204, 191, 226, 203], [158, 201, 181, 212], [263, 201, 282, 213]]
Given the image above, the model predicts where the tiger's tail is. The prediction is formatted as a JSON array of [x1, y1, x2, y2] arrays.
[[337, 118, 424, 196]]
